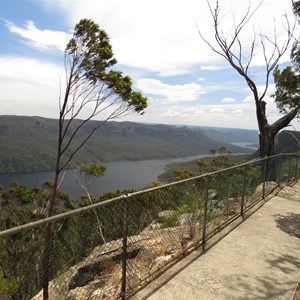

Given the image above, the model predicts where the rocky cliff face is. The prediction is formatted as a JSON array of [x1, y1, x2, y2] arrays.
[[31, 224, 200, 300]]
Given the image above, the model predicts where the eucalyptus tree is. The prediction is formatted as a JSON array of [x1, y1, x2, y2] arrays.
[[48, 18, 147, 218], [42, 18, 147, 299]]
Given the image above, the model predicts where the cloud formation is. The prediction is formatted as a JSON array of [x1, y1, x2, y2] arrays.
[[5, 20, 70, 51], [222, 97, 237, 103], [0, 0, 297, 130], [0, 56, 63, 116], [136, 79, 206, 103]]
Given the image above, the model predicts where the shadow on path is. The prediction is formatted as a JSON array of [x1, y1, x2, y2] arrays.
[[226, 253, 300, 299], [274, 213, 300, 238], [227, 274, 298, 300]]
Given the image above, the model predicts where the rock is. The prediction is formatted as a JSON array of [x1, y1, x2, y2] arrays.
[[158, 210, 175, 218], [66, 286, 90, 300], [277, 184, 300, 201], [90, 289, 106, 300], [141, 222, 161, 233], [150, 255, 172, 270], [252, 181, 278, 199], [179, 212, 200, 225], [69, 261, 106, 290]]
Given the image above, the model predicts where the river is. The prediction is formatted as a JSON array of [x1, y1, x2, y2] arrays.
[[0, 155, 205, 199]]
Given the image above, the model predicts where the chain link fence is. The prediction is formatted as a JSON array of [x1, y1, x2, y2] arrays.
[[0, 153, 299, 299]]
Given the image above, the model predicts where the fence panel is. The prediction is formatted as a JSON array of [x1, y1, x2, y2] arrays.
[[0, 154, 299, 299], [123, 179, 205, 293]]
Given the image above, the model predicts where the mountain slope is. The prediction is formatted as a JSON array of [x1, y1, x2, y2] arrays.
[[194, 126, 258, 144], [0, 116, 250, 172]]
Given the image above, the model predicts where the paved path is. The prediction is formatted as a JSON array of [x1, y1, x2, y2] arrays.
[[132, 181, 300, 300]]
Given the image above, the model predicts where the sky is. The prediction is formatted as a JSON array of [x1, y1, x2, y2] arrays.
[[0, 0, 299, 131]]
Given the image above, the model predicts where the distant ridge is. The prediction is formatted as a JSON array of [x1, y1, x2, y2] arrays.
[[0, 115, 251, 172]]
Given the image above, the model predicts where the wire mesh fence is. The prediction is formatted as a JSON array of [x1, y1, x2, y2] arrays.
[[0, 153, 299, 299]]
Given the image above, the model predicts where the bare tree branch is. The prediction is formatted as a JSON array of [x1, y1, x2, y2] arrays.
[[198, 0, 297, 157]]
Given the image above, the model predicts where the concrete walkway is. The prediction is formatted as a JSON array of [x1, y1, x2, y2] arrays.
[[132, 181, 300, 300]]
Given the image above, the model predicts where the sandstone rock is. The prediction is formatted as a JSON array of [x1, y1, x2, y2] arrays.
[[158, 210, 175, 218], [252, 181, 278, 199], [141, 222, 161, 233], [150, 254, 172, 270], [179, 212, 200, 225], [66, 286, 90, 300]]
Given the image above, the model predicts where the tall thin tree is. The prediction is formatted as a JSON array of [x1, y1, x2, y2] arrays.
[[42, 19, 147, 299]]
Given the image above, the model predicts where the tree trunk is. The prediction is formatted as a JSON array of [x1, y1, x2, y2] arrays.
[[259, 128, 275, 158], [42, 224, 53, 300], [256, 100, 272, 158], [256, 100, 298, 158], [42, 131, 62, 299]]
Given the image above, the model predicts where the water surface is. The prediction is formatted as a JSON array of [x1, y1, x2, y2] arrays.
[[0, 155, 204, 199]]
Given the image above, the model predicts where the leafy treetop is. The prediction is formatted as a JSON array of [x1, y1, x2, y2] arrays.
[[65, 18, 147, 114]]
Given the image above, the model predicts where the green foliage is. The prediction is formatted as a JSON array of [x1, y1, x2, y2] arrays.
[[65, 18, 147, 114], [273, 66, 300, 114], [293, 0, 300, 16], [272, 2, 300, 117], [80, 163, 106, 178], [0, 181, 76, 231], [157, 213, 179, 228], [161, 147, 237, 183], [174, 169, 197, 181], [67, 19, 117, 80], [0, 269, 19, 299]]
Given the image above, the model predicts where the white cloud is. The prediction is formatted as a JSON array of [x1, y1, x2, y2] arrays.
[[1, 0, 296, 130], [122, 99, 260, 129], [40, 0, 226, 75], [232, 109, 244, 115], [200, 66, 225, 71], [37, 0, 295, 78], [11, 0, 295, 76], [0, 56, 63, 116], [210, 108, 226, 113], [222, 97, 237, 103], [243, 95, 253, 103], [161, 110, 182, 117], [5, 20, 70, 51], [136, 79, 205, 103], [184, 107, 205, 115]]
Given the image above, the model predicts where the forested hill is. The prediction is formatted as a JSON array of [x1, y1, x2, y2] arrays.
[[0, 115, 252, 172]]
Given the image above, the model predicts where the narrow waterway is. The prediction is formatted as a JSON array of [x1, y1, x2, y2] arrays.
[[0, 155, 205, 199]]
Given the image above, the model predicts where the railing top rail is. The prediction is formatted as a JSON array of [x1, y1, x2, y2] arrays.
[[0, 153, 299, 238]]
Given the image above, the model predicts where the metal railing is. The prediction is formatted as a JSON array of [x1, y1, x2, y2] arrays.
[[0, 153, 299, 300]]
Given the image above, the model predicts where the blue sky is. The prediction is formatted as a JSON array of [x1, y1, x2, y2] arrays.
[[0, 0, 298, 130]]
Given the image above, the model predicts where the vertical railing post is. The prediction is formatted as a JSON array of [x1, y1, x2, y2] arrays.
[[121, 195, 128, 300], [241, 165, 247, 219], [202, 178, 209, 253], [288, 155, 292, 181], [277, 155, 283, 187], [296, 155, 299, 179], [262, 158, 267, 200]]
